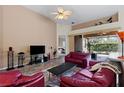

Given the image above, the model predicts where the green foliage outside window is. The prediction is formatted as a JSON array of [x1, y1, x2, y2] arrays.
[[90, 43, 118, 52], [88, 36, 119, 52]]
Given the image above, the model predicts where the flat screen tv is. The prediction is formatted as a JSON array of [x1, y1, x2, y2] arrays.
[[30, 45, 45, 55]]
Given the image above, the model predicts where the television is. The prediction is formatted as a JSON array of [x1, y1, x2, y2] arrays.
[[30, 45, 45, 55]]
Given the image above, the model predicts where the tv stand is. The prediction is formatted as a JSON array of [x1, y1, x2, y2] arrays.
[[29, 54, 45, 65]]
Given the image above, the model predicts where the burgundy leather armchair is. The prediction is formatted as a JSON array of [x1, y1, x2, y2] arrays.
[[65, 52, 90, 68], [0, 70, 44, 87], [60, 68, 116, 87]]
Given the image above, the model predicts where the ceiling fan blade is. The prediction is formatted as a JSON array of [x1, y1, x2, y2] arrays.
[[55, 15, 59, 19], [57, 7, 64, 13], [63, 15, 68, 20], [53, 7, 72, 20], [51, 12, 58, 15], [64, 11, 72, 16]]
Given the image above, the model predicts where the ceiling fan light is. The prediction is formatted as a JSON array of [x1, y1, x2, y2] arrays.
[[58, 15, 64, 19], [52, 7, 72, 20]]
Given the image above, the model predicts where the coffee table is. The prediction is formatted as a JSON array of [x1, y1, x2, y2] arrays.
[[47, 62, 76, 80]]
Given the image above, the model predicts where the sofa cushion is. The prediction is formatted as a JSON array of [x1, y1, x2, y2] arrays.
[[66, 58, 82, 63], [61, 76, 101, 87], [78, 69, 93, 78], [72, 73, 91, 81]]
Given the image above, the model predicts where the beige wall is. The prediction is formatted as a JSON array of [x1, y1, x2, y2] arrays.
[[0, 6, 3, 68], [1, 6, 56, 68]]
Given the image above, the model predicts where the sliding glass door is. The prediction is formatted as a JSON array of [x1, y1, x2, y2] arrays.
[[85, 35, 119, 58]]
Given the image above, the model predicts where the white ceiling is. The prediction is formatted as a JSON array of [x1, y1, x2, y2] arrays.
[[24, 5, 124, 25]]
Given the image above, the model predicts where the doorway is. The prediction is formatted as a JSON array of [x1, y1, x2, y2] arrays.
[[74, 35, 82, 52]]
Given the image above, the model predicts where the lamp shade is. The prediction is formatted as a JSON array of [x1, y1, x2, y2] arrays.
[[118, 31, 124, 41]]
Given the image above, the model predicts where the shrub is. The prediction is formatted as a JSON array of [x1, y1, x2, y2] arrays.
[[90, 43, 118, 52]]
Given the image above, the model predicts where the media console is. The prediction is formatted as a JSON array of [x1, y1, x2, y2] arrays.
[[29, 45, 48, 65]]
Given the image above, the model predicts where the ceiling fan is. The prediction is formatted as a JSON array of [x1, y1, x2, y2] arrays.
[[52, 7, 72, 20]]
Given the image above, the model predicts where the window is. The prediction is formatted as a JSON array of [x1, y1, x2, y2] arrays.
[[88, 35, 119, 54]]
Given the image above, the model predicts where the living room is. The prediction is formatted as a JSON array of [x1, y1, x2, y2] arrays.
[[0, 3, 124, 91]]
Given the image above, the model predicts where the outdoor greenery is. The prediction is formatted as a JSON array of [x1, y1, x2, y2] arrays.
[[88, 36, 119, 53], [90, 43, 118, 52]]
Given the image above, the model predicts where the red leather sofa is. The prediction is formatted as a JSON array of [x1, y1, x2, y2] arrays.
[[60, 63, 116, 87], [65, 52, 90, 68], [0, 70, 44, 87]]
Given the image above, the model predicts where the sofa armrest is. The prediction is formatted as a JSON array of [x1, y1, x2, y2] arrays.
[[15, 71, 44, 87], [65, 54, 71, 58], [65, 54, 71, 61], [60, 76, 101, 87], [0, 70, 22, 78], [21, 76, 44, 87], [83, 53, 91, 59], [81, 58, 88, 68]]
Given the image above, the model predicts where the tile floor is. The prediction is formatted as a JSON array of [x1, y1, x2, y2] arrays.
[[17, 57, 64, 75]]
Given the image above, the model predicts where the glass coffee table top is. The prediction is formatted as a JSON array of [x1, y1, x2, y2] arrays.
[[47, 62, 76, 76]]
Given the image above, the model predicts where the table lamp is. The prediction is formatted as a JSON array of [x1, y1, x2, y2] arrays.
[[118, 31, 124, 59]]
